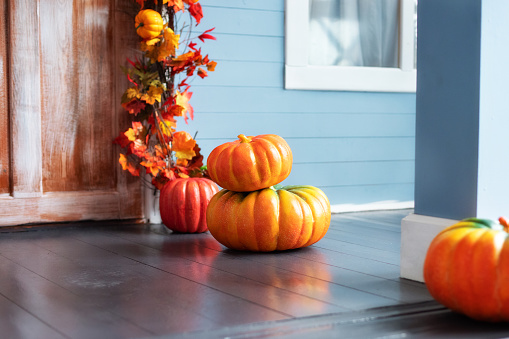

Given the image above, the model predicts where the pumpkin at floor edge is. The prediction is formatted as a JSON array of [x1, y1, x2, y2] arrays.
[[206, 185, 331, 251], [159, 177, 219, 233], [423, 217, 509, 322]]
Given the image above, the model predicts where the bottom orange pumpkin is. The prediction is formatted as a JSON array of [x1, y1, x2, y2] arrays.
[[424, 217, 509, 322], [159, 177, 219, 233], [206, 185, 331, 251]]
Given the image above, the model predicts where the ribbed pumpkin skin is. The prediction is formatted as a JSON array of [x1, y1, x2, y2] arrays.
[[206, 134, 292, 192], [135, 9, 164, 40], [424, 218, 509, 322], [206, 185, 330, 251], [159, 178, 219, 233]]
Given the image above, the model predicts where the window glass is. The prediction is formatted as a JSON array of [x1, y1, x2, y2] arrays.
[[309, 0, 399, 67]]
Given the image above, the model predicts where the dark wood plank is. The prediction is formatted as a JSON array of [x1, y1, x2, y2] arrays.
[[0, 236, 227, 336], [0, 253, 153, 339], [325, 228, 400, 252], [313, 238, 400, 265], [0, 292, 67, 339]]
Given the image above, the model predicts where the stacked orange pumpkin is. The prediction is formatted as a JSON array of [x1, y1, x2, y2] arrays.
[[206, 134, 331, 252]]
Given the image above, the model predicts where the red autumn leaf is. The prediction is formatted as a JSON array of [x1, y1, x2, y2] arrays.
[[198, 28, 216, 42], [113, 132, 131, 148], [197, 68, 207, 79], [189, 3, 203, 25], [187, 144, 204, 169], [122, 99, 146, 115]]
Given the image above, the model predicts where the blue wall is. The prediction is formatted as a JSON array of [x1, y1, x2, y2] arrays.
[[181, 0, 417, 210]]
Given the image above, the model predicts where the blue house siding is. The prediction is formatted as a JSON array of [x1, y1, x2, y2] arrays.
[[182, 0, 416, 211]]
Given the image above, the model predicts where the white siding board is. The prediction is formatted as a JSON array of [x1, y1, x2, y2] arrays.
[[193, 137, 415, 164], [198, 6, 283, 37], [202, 1, 284, 11], [190, 87, 416, 114], [182, 113, 415, 139], [197, 35, 283, 62]]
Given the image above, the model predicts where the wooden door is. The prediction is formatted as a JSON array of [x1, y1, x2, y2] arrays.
[[0, 0, 144, 226]]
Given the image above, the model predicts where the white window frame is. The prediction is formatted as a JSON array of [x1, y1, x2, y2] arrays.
[[285, 0, 417, 92]]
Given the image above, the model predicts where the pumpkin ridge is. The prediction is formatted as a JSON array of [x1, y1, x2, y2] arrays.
[[447, 228, 484, 314], [282, 188, 317, 248], [219, 191, 236, 249], [494, 234, 508, 321], [496, 236, 509, 320], [472, 231, 505, 320]]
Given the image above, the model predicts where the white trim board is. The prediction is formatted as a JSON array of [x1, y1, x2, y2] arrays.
[[400, 214, 458, 282], [330, 200, 414, 214]]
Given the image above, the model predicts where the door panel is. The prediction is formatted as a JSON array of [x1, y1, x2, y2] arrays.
[[0, 0, 9, 195], [40, 0, 117, 192], [0, 0, 143, 226]]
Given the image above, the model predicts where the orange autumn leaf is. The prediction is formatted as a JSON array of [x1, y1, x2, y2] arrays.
[[169, 51, 195, 67], [119, 154, 140, 176], [175, 90, 194, 122], [206, 60, 217, 71], [141, 86, 164, 105], [140, 159, 166, 176], [125, 121, 144, 141], [168, 104, 185, 117], [157, 28, 180, 61], [172, 131, 196, 160], [125, 128, 137, 142], [165, 0, 185, 12], [159, 118, 176, 136], [125, 87, 141, 100]]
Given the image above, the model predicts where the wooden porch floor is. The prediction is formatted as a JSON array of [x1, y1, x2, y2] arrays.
[[1, 209, 509, 338]]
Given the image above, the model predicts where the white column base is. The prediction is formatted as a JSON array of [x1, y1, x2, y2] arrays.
[[400, 214, 458, 282], [144, 184, 162, 224]]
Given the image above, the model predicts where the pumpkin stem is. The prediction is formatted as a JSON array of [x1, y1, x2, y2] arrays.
[[499, 217, 509, 232], [135, 23, 144, 31], [238, 134, 252, 143]]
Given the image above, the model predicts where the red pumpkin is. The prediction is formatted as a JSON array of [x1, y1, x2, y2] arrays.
[[206, 185, 330, 251], [424, 217, 509, 321], [159, 178, 219, 233], [206, 134, 293, 192]]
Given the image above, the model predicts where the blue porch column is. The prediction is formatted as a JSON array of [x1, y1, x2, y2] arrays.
[[401, 0, 509, 281]]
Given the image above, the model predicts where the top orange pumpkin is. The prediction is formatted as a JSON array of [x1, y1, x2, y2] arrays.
[[135, 9, 164, 40], [207, 134, 293, 192]]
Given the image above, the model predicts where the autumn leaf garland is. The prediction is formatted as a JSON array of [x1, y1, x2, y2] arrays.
[[115, 0, 216, 190]]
